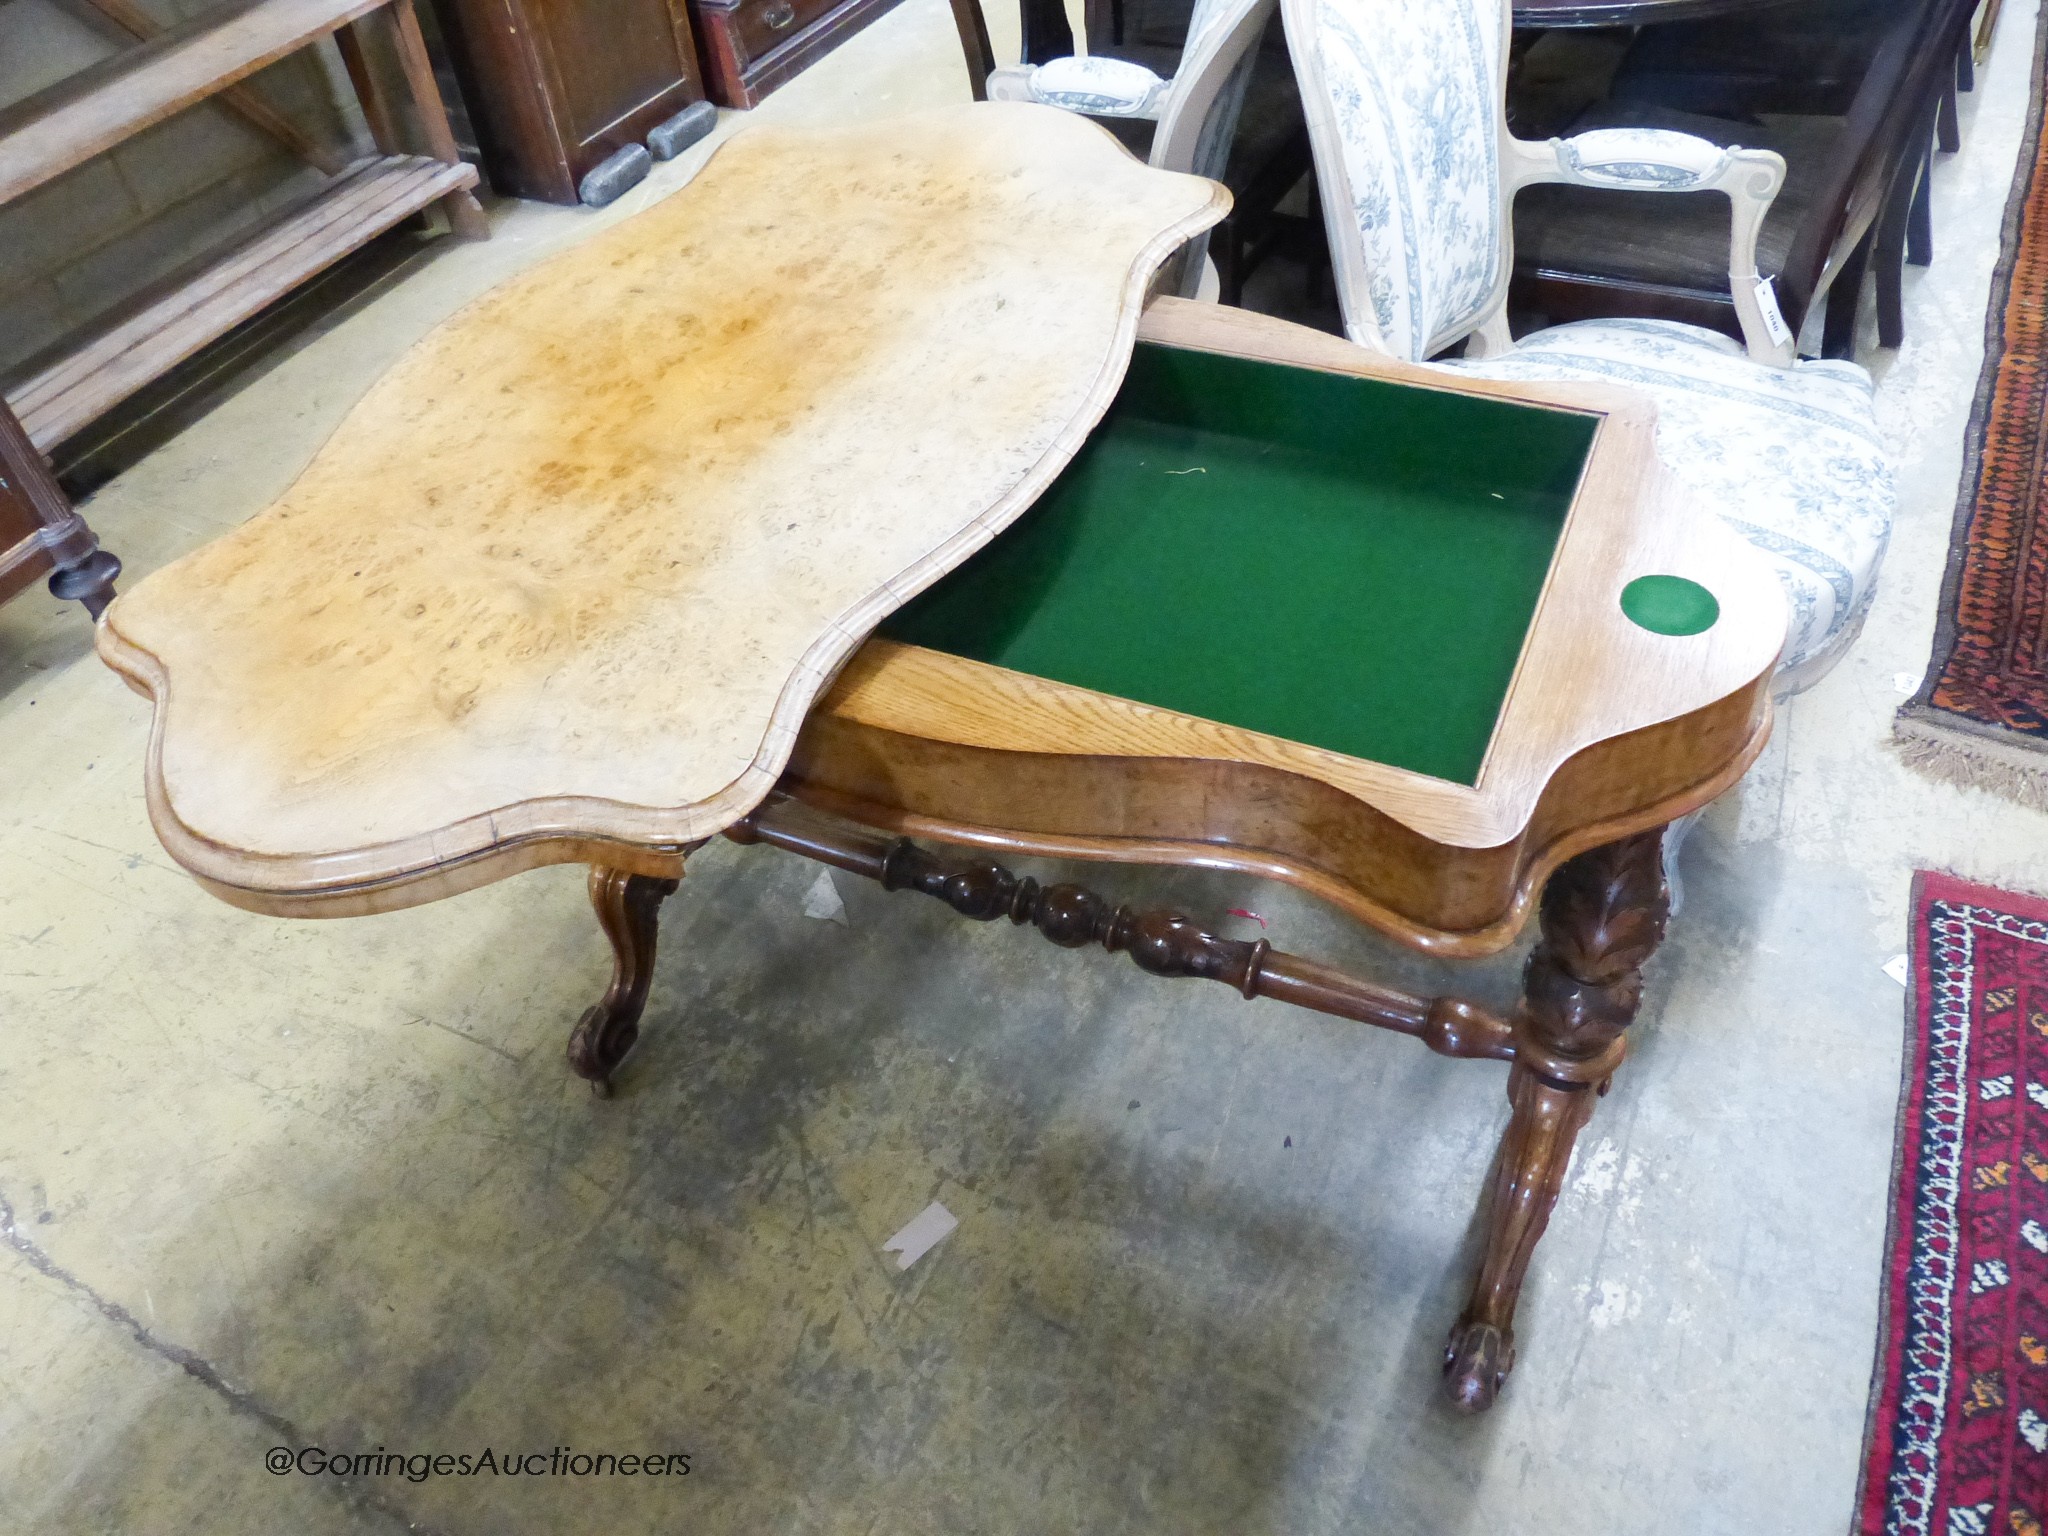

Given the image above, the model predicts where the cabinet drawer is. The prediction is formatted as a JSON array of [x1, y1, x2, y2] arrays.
[[689, 0, 907, 107], [729, 0, 835, 66]]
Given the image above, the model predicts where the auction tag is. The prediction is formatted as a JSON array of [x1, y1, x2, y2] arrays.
[[1755, 276, 1793, 347]]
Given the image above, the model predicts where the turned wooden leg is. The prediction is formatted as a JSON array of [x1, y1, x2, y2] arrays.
[[3, 398, 120, 619], [48, 548, 121, 618], [1443, 827, 1669, 1413], [567, 866, 679, 1097]]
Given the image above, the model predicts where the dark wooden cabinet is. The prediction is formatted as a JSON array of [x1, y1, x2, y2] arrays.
[[689, 0, 907, 107], [431, 0, 708, 202]]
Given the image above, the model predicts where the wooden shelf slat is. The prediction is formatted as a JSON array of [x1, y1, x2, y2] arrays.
[[7, 153, 478, 452], [0, 0, 390, 204]]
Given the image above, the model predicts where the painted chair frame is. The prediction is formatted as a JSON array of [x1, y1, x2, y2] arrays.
[[1510, 0, 1982, 358], [946, 0, 1277, 296]]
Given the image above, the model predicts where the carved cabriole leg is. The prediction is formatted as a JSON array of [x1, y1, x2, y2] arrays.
[[1443, 827, 1670, 1413], [567, 866, 680, 1097]]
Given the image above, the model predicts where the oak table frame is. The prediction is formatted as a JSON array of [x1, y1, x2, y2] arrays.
[[580, 298, 1784, 1412]]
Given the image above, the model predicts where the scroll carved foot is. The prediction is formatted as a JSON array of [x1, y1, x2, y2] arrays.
[[1443, 1321, 1514, 1414], [568, 866, 679, 1097], [1444, 827, 1669, 1413]]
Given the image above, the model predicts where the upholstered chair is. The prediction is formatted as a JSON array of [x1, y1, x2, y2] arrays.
[[949, 0, 1276, 295], [1514, 0, 1977, 360], [984, 0, 1255, 163], [1283, 0, 1896, 695]]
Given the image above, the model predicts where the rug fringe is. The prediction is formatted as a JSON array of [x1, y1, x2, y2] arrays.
[[1893, 715, 2048, 811]]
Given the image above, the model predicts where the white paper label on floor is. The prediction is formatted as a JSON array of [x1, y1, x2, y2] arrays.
[[883, 1201, 957, 1270], [1893, 671, 1921, 695], [801, 868, 848, 926], [1883, 953, 1910, 986]]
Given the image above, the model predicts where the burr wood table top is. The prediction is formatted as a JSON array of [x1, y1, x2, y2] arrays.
[[96, 103, 1226, 913]]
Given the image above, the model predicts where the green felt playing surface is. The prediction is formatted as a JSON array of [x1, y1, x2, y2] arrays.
[[880, 343, 1599, 785]]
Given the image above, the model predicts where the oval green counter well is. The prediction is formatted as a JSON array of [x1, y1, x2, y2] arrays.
[[1620, 575, 1720, 636]]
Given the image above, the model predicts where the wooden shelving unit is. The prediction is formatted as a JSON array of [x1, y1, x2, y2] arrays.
[[11, 154, 473, 449], [0, 0, 488, 615]]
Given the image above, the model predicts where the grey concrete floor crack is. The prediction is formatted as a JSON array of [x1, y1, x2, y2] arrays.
[[0, 1189, 445, 1536]]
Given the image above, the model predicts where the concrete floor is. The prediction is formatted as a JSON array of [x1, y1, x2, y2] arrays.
[[5, 5, 2048, 1531]]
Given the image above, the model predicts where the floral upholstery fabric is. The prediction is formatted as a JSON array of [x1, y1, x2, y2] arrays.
[[1296, 0, 1504, 359], [1451, 320, 1893, 679]]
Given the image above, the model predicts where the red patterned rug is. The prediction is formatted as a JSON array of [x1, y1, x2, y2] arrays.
[[1896, 17, 2048, 808], [1857, 873, 2048, 1535]]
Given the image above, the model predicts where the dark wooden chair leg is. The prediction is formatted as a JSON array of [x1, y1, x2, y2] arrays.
[[334, 21, 401, 149], [1907, 134, 1935, 268], [1937, 79, 1960, 153], [947, 0, 996, 99], [568, 865, 680, 1096], [1873, 160, 1915, 350], [1443, 828, 1669, 1413], [1821, 228, 1873, 360], [1216, 218, 1243, 306], [1018, 0, 1074, 65]]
